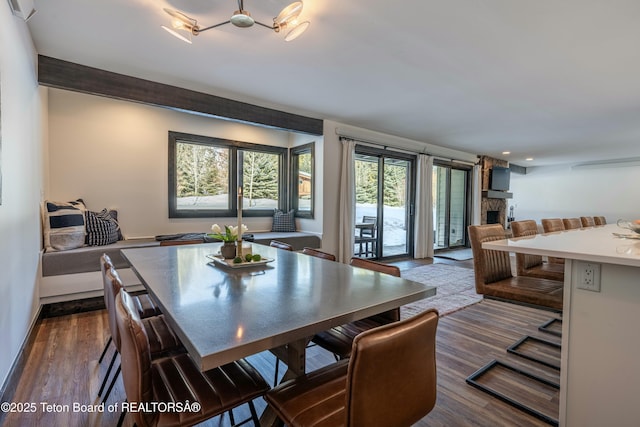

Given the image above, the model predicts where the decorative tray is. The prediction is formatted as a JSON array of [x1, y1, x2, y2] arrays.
[[206, 254, 274, 269], [612, 232, 640, 240]]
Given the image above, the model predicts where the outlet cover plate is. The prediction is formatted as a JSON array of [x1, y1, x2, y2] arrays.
[[577, 261, 601, 292]]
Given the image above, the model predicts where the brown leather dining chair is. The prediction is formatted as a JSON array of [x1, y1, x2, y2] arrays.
[[541, 218, 565, 233], [580, 216, 596, 227], [510, 220, 564, 282], [98, 254, 163, 395], [301, 247, 337, 261], [159, 239, 203, 246], [98, 257, 183, 405], [594, 216, 607, 225], [468, 224, 563, 311], [115, 290, 270, 427], [540, 219, 566, 264], [270, 240, 293, 251], [98, 254, 161, 367], [562, 217, 583, 230], [265, 309, 439, 427], [311, 258, 401, 360]]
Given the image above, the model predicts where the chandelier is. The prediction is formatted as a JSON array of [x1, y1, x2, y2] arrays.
[[161, 0, 310, 43]]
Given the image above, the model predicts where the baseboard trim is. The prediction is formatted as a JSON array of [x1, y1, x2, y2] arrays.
[[0, 304, 43, 424]]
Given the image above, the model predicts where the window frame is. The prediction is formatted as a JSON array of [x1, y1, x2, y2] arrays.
[[290, 143, 315, 219], [168, 131, 287, 218]]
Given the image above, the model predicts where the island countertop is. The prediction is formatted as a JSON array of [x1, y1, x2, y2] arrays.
[[482, 223, 640, 268]]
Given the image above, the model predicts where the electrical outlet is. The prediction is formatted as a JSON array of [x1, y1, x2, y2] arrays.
[[577, 261, 601, 292]]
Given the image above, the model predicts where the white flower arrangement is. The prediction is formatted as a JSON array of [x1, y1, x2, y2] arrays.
[[208, 223, 248, 242]]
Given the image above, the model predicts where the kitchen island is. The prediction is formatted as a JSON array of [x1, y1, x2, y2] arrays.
[[483, 224, 640, 427]]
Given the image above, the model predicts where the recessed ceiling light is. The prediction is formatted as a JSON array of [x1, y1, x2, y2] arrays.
[[502, 151, 510, 155], [526, 157, 534, 161]]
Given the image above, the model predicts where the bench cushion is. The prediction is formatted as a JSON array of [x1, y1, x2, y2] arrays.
[[42, 238, 158, 277], [251, 232, 320, 251], [41, 232, 321, 277]]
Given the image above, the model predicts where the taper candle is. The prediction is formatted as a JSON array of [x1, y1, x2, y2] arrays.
[[237, 186, 242, 241]]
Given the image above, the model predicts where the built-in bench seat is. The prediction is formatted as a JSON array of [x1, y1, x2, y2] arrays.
[[249, 232, 321, 251], [39, 231, 321, 303], [41, 238, 159, 277]]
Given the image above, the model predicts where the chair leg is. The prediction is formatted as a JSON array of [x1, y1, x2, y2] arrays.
[[98, 351, 117, 397], [248, 401, 260, 425], [273, 357, 280, 386], [98, 336, 113, 364], [116, 404, 127, 427], [102, 364, 121, 404], [228, 408, 236, 426]]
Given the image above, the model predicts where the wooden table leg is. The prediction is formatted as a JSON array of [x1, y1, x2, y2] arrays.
[[261, 338, 309, 426]]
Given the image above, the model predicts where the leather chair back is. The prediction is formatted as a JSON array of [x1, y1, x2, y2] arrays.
[[102, 257, 125, 352], [270, 240, 293, 251], [511, 220, 544, 272], [580, 216, 596, 227], [346, 309, 439, 426], [540, 219, 566, 264], [115, 290, 157, 427], [468, 224, 512, 293], [562, 218, 582, 230], [349, 257, 400, 277], [100, 254, 115, 312], [594, 216, 607, 226], [302, 247, 336, 261], [349, 257, 401, 322], [541, 218, 565, 233]]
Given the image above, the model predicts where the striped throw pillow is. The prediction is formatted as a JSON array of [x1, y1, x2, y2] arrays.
[[85, 209, 120, 246], [43, 199, 87, 251]]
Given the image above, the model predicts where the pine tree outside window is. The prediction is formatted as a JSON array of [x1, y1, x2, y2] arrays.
[[168, 131, 287, 218]]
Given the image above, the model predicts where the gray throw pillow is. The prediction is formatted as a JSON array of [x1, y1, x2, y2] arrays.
[[271, 209, 296, 232]]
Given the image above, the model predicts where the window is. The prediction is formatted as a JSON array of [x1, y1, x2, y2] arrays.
[[290, 143, 314, 218], [168, 131, 286, 218]]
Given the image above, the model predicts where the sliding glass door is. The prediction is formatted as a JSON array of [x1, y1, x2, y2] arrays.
[[354, 148, 415, 259], [433, 163, 471, 251]]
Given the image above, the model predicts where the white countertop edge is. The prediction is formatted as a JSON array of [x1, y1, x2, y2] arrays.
[[481, 224, 640, 268]]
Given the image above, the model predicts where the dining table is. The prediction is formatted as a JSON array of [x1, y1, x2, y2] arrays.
[[121, 242, 436, 425]]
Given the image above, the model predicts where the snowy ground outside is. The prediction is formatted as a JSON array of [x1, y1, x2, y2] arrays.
[[355, 204, 407, 256], [177, 197, 409, 257]]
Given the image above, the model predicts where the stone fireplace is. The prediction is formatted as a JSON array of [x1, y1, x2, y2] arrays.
[[486, 210, 500, 225], [480, 156, 509, 227]]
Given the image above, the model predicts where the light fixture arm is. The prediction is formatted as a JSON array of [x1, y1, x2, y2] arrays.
[[195, 20, 232, 34]]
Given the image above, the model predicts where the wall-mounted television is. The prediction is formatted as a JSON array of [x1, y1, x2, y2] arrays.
[[490, 166, 511, 191]]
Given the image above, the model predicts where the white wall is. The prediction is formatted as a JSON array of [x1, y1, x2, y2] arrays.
[[510, 164, 640, 224], [46, 89, 322, 237], [0, 5, 43, 388]]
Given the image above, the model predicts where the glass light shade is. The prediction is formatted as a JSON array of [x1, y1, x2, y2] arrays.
[[275, 1, 303, 25], [162, 25, 193, 43], [284, 20, 309, 41], [162, 8, 196, 43]]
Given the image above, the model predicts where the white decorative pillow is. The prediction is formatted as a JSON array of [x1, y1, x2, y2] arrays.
[[43, 199, 87, 251]]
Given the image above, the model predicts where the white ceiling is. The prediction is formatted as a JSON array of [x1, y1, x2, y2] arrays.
[[26, 0, 640, 166]]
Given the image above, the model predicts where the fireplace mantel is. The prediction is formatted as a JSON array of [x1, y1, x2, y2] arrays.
[[482, 190, 513, 199]]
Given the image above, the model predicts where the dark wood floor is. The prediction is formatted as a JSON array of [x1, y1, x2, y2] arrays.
[[3, 256, 560, 427]]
